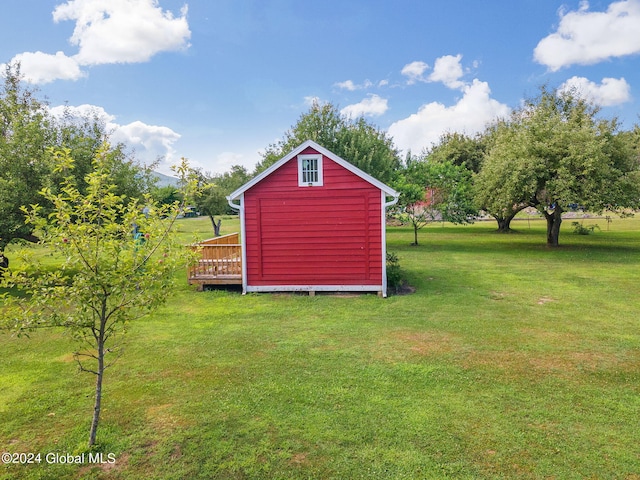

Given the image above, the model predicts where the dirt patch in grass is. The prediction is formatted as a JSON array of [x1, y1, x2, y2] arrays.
[[56, 353, 76, 363], [289, 452, 310, 466], [375, 330, 463, 361], [536, 296, 555, 305], [462, 349, 638, 379], [146, 403, 191, 433]]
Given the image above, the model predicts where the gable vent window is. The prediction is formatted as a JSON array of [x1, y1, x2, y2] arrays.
[[298, 154, 323, 187]]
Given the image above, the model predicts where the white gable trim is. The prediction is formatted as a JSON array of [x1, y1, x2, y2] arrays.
[[227, 140, 399, 201]]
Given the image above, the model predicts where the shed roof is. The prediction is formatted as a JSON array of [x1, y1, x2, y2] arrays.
[[227, 140, 400, 201]]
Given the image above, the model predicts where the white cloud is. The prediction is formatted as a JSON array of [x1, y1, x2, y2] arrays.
[[401, 55, 467, 89], [335, 80, 357, 91], [534, 0, 640, 71], [49, 104, 181, 171], [340, 94, 388, 118], [334, 79, 374, 91], [559, 76, 631, 106], [53, 0, 191, 66], [113, 121, 181, 165], [9, 0, 191, 84], [4, 51, 85, 84], [401, 60, 429, 84], [49, 103, 116, 124], [428, 54, 465, 89], [388, 79, 510, 154]]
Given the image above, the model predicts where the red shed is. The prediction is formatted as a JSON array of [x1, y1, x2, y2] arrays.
[[227, 140, 399, 296]]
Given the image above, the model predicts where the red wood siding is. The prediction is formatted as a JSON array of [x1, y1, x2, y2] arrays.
[[244, 148, 383, 286]]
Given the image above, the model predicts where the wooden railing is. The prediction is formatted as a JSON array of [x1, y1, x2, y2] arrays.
[[188, 233, 242, 288]]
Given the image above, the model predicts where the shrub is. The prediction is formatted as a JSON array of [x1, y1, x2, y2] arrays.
[[386, 251, 404, 294], [571, 221, 600, 235]]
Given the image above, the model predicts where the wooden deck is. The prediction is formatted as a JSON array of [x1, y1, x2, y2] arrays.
[[188, 233, 242, 290]]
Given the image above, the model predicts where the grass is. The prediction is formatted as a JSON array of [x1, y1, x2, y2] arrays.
[[1, 215, 639, 479]]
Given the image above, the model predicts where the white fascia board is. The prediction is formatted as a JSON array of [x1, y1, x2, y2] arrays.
[[226, 140, 400, 201]]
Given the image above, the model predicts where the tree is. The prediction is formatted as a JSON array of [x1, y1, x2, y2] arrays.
[[1, 146, 195, 447], [0, 63, 56, 251], [476, 87, 640, 245], [474, 119, 533, 233], [0, 64, 156, 260], [52, 105, 158, 202], [193, 165, 250, 236], [426, 131, 487, 174], [393, 157, 476, 245], [256, 100, 400, 183], [150, 184, 182, 207]]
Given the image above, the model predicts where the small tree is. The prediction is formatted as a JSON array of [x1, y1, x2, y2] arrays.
[[394, 159, 476, 245], [1, 145, 195, 447], [193, 165, 250, 236]]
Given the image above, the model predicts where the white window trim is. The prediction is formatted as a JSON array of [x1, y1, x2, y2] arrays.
[[297, 154, 323, 187]]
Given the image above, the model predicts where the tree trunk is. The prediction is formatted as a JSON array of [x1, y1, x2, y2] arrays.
[[412, 224, 419, 246], [209, 216, 222, 236], [89, 347, 104, 446], [494, 214, 515, 233], [544, 206, 563, 247], [494, 205, 528, 233], [89, 312, 106, 447]]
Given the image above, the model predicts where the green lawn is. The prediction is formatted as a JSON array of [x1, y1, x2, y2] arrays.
[[1, 216, 639, 479]]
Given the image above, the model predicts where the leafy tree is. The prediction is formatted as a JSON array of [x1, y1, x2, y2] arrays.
[[473, 119, 532, 233], [1, 146, 195, 447], [193, 165, 250, 236], [52, 105, 158, 201], [393, 158, 476, 245], [426, 131, 486, 174], [476, 86, 640, 246], [256, 101, 400, 183], [0, 63, 56, 251], [0, 64, 156, 261], [150, 184, 182, 206]]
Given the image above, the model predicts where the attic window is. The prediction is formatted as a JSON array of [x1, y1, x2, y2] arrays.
[[298, 154, 323, 187]]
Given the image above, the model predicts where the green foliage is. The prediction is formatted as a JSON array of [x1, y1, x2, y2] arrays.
[[150, 184, 181, 206], [475, 86, 640, 245], [385, 251, 404, 294], [193, 165, 250, 235], [0, 63, 156, 254], [0, 63, 55, 250], [1, 146, 196, 446], [425, 131, 487, 173], [571, 221, 600, 235], [51, 106, 157, 201], [393, 159, 476, 245], [256, 100, 400, 183]]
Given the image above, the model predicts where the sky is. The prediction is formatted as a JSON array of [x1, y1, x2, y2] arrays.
[[1, 0, 640, 176]]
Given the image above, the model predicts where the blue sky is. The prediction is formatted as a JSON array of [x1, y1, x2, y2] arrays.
[[1, 0, 639, 175]]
